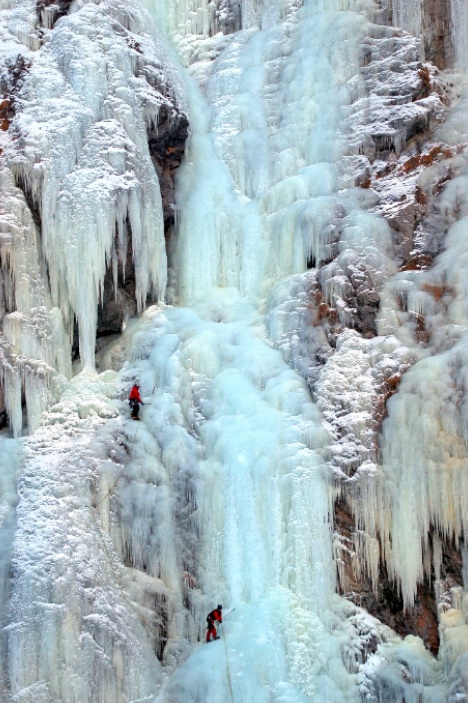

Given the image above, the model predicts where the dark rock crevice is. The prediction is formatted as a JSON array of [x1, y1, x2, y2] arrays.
[[0, 386, 7, 430], [3, 55, 40, 227], [1, 55, 31, 135], [147, 102, 189, 232], [36, 0, 74, 29], [95, 67, 189, 343]]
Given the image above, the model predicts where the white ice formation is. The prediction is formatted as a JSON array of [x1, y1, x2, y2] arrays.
[[1, 0, 468, 701], [0, 0, 183, 435]]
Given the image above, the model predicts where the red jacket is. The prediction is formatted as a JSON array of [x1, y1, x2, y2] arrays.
[[129, 385, 142, 403], [207, 609, 222, 626]]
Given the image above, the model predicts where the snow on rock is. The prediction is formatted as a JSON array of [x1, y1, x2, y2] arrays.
[[359, 634, 446, 703], [313, 330, 415, 599], [331, 77, 468, 665], [346, 29, 446, 165], [316, 331, 414, 481], [362, 93, 468, 605], [266, 270, 337, 391]]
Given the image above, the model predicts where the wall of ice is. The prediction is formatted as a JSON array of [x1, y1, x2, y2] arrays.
[[172, 0, 405, 309], [1, 0, 468, 701], [125, 0, 468, 700], [113, 296, 340, 702]]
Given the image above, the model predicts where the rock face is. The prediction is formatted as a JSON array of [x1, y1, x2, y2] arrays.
[[147, 103, 189, 231], [334, 500, 463, 654], [421, 0, 454, 68]]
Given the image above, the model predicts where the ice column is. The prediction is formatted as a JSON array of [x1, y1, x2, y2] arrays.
[[391, 0, 422, 44], [118, 295, 338, 702], [450, 0, 468, 73], [173, 0, 369, 305], [0, 168, 71, 436]]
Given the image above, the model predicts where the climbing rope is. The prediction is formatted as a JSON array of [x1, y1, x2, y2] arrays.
[[86, 424, 146, 622], [95, 425, 140, 508], [220, 623, 235, 703], [87, 504, 144, 621]]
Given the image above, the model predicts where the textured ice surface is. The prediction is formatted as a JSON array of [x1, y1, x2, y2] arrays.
[[172, 0, 382, 304], [1, 0, 468, 700], [0, 167, 71, 436], [6, 370, 161, 703]]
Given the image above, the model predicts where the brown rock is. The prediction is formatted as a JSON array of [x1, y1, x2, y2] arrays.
[[421, 0, 455, 69], [147, 102, 189, 229], [334, 498, 464, 654]]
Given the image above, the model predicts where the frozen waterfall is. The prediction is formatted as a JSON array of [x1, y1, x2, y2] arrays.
[[1, 0, 468, 701]]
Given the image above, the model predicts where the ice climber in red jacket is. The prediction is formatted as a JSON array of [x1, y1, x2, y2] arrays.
[[206, 605, 223, 642], [129, 383, 144, 420]]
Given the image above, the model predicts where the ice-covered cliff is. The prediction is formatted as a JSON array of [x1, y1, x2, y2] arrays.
[[1, 0, 468, 701]]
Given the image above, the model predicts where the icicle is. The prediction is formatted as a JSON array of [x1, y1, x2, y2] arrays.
[[5, 0, 170, 370], [433, 534, 442, 582], [391, 0, 423, 50], [0, 167, 72, 435]]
